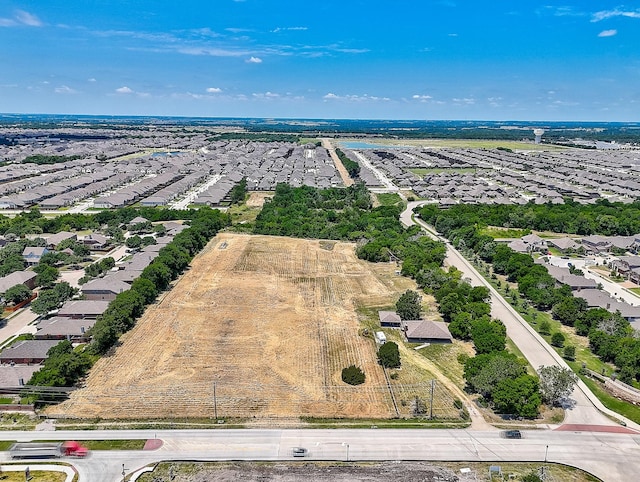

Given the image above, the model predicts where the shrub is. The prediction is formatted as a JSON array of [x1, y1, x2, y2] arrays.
[[341, 365, 366, 385], [539, 320, 551, 335], [564, 345, 576, 360], [551, 332, 566, 348]]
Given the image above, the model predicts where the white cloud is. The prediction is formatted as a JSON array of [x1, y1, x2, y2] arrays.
[[448, 33, 458, 37], [323, 93, 390, 102], [252, 91, 280, 99], [115, 86, 134, 94], [88, 78, 97, 82], [271, 26, 308, 33], [412, 94, 433, 102], [452, 97, 476, 105], [15, 10, 42, 27], [1, 9, 42, 27], [54, 85, 77, 94], [206, 87, 222, 93], [226, 27, 252, 33], [246, 56, 262, 63], [592, 9, 640, 22], [598, 29, 618, 37]]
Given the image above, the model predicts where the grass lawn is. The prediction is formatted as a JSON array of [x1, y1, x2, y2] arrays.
[[31, 439, 147, 450], [0, 472, 67, 482], [375, 192, 404, 207]]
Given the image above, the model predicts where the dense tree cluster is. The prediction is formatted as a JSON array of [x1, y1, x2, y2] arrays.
[[30, 282, 77, 315], [395, 290, 421, 320], [230, 177, 248, 205], [22, 154, 82, 165], [79, 257, 115, 285], [420, 199, 640, 237], [254, 184, 446, 272], [424, 264, 540, 417], [335, 148, 361, 178], [28, 340, 93, 387], [2, 284, 32, 304], [419, 203, 640, 384]]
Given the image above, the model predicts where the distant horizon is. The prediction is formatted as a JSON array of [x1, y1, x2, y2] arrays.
[[1, 112, 638, 126]]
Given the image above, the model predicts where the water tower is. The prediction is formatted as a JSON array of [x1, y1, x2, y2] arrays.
[[533, 128, 545, 144]]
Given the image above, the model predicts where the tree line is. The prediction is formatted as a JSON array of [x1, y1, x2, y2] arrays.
[[421, 199, 640, 236], [335, 148, 361, 178]]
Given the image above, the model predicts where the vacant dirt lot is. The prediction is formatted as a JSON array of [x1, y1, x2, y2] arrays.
[[140, 462, 460, 482], [50, 233, 454, 420]]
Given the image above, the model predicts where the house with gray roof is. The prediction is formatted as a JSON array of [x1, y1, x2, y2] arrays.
[[0, 271, 37, 293], [45, 231, 77, 249], [378, 311, 402, 328], [34, 317, 95, 342], [81, 277, 130, 301], [58, 300, 110, 319], [574, 289, 640, 323], [0, 339, 59, 365], [401, 320, 452, 344], [0, 365, 40, 388]]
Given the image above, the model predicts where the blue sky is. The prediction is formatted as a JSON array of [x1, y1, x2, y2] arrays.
[[1, 1, 639, 120]]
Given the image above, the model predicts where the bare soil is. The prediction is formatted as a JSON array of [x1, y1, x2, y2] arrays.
[[50, 234, 457, 420], [139, 462, 460, 482]]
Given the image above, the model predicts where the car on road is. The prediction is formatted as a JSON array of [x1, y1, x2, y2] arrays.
[[292, 447, 308, 457], [502, 430, 522, 439]]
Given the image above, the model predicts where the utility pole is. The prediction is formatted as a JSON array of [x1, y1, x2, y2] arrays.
[[429, 379, 435, 419], [213, 381, 218, 420]]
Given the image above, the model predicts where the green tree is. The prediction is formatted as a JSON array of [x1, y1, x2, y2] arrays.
[[492, 374, 541, 418], [539, 319, 551, 335], [470, 318, 506, 354], [395, 290, 422, 320], [131, 278, 158, 304], [341, 365, 366, 385], [538, 365, 578, 406], [2, 284, 32, 304], [468, 353, 526, 398], [563, 345, 576, 360], [34, 264, 59, 288], [378, 341, 401, 368]]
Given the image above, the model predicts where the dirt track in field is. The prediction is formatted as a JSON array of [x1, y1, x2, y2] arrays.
[[50, 234, 422, 420]]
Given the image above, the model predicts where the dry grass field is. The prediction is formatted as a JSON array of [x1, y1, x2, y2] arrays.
[[49, 233, 459, 420]]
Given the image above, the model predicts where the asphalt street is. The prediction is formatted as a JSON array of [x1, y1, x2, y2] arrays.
[[1, 428, 639, 482]]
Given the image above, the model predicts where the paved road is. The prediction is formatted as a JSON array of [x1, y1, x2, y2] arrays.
[[399, 203, 639, 430], [0, 306, 39, 346], [321, 138, 354, 187], [1, 428, 639, 482]]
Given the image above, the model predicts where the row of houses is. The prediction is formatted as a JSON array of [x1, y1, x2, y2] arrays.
[[539, 261, 640, 326], [348, 146, 640, 206], [507, 233, 640, 256]]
